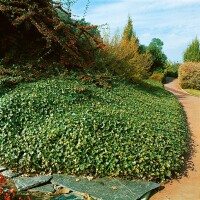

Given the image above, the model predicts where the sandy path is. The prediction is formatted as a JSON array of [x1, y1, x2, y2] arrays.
[[151, 78, 200, 200]]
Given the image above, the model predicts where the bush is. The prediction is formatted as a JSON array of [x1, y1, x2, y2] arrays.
[[0, 76, 189, 182], [150, 73, 164, 83], [179, 62, 200, 90]]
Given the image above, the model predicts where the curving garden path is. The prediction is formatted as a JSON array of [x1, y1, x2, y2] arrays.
[[151, 77, 200, 200]]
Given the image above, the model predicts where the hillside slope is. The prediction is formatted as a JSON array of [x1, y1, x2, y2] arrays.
[[0, 76, 189, 181]]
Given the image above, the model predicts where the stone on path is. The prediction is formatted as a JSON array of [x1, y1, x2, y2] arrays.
[[1, 170, 21, 178], [14, 175, 52, 191], [51, 175, 160, 200], [29, 183, 56, 193]]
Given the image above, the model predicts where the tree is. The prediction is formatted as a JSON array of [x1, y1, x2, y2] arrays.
[[0, 0, 104, 69], [146, 38, 167, 71], [121, 15, 134, 42], [106, 16, 152, 81], [183, 37, 200, 62], [139, 44, 147, 54], [121, 15, 139, 45]]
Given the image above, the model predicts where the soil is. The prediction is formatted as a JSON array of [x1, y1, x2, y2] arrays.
[[150, 77, 200, 200]]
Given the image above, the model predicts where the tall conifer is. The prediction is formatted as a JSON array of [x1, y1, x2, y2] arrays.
[[121, 16, 134, 42], [184, 37, 200, 62]]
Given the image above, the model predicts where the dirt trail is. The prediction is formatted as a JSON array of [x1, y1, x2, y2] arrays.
[[151, 78, 200, 200]]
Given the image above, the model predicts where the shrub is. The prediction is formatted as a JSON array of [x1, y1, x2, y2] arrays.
[[150, 73, 164, 83], [0, 75, 189, 182], [179, 62, 200, 90]]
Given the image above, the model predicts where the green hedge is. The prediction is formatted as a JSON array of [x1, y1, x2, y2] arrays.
[[0, 76, 189, 181]]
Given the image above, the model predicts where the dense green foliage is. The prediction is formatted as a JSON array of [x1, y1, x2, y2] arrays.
[[0, 75, 189, 182], [164, 61, 179, 78], [179, 62, 200, 90], [183, 37, 200, 62], [150, 61, 179, 83], [149, 62, 179, 83], [146, 38, 167, 71]]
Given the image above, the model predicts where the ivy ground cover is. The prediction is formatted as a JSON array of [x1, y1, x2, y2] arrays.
[[0, 76, 189, 182]]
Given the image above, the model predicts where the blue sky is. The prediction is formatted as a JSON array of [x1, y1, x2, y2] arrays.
[[65, 0, 200, 62]]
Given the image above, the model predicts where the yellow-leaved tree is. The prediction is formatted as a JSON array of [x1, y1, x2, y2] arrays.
[[106, 16, 152, 81]]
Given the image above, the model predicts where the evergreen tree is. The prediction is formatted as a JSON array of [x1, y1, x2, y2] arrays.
[[121, 16, 138, 42], [147, 38, 167, 71], [183, 37, 200, 62], [120, 16, 140, 56]]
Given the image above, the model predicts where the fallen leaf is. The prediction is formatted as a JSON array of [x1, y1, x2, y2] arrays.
[[111, 186, 118, 190], [87, 176, 94, 181], [53, 187, 71, 195]]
